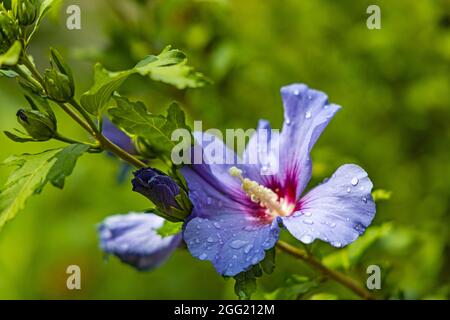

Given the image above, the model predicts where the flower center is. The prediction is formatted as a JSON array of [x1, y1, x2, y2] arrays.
[[229, 167, 295, 218]]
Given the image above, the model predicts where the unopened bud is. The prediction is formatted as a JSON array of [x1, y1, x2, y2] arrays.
[[12, 0, 38, 26], [16, 109, 57, 141]]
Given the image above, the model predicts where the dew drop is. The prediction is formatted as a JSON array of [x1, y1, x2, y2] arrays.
[[346, 187, 351, 193], [303, 219, 314, 225], [229, 240, 248, 249], [207, 237, 214, 243], [294, 89, 300, 95], [303, 211, 312, 217], [213, 222, 221, 229], [362, 197, 367, 203], [332, 241, 342, 248], [351, 177, 359, 186], [305, 111, 312, 119], [286, 118, 291, 125], [244, 244, 253, 254], [199, 253, 208, 260], [300, 235, 313, 244], [330, 222, 336, 228]]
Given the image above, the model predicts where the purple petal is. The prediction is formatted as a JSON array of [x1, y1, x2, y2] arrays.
[[102, 117, 136, 155], [279, 84, 341, 199], [181, 131, 250, 218], [98, 212, 182, 271], [184, 212, 280, 276], [282, 164, 376, 247], [242, 119, 280, 183]]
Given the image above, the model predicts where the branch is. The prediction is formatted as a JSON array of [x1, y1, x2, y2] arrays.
[[276, 240, 374, 300]]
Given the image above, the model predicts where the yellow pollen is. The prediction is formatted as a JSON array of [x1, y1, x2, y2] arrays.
[[228, 167, 295, 218]]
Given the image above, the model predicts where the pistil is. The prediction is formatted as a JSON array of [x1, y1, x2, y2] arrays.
[[229, 167, 294, 218]]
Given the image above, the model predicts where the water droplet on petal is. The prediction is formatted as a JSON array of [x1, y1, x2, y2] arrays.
[[346, 187, 351, 193], [294, 89, 300, 95], [213, 222, 221, 229], [303, 219, 314, 225], [207, 237, 214, 243], [286, 118, 291, 125], [351, 177, 359, 186], [330, 222, 336, 228], [244, 244, 253, 254], [207, 197, 213, 205], [199, 253, 208, 260], [332, 241, 342, 248], [229, 240, 248, 249], [304, 211, 312, 217], [305, 111, 312, 119], [362, 197, 367, 203], [300, 235, 313, 244]]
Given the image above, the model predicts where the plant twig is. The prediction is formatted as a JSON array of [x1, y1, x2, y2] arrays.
[[276, 240, 374, 300]]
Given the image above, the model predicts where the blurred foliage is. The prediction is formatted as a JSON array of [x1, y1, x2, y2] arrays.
[[0, 0, 449, 299]]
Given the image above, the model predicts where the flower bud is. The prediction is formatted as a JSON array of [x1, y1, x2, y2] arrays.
[[16, 108, 57, 141], [0, 9, 20, 54], [43, 68, 74, 102], [132, 168, 191, 221], [12, 0, 38, 26]]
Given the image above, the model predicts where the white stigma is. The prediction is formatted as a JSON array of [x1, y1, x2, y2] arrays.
[[229, 166, 295, 218]]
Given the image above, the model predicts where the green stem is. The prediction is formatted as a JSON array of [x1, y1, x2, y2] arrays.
[[19, 55, 147, 169], [53, 133, 97, 147], [276, 240, 374, 300]]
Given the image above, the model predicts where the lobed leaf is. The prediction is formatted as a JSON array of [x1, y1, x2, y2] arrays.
[[108, 95, 191, 159], [0, 144, 88, 231], [80, 46, 209, 115]]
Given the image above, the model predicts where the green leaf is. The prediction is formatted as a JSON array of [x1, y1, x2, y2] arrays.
[[108, 96, 191, 158], [156, 220, 183, 237], [0, 149, 60, 230], [264, 275, 319, 300], [136, 46, 210, 89], [80, 64, 130, 115], [28, 0, 62, 42], [46, 144, 90, 188], [234, 264, 263, 300], [80, 46, 208, 115], [0, 69, 18, 77], [260, 248, 276, 274], [0, 144, 88, 230], [3, 130, 36, 143], [0, 41, 22, 67], [372, 189, 392, 202]]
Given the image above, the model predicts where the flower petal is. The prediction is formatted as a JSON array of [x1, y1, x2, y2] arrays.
[[184, 212, 280, 276], [181, 131, 250, 218], [242, 119, 280, 182], [282, 164, 376, 247], [279, 84, 341, 199], [98, 212, 182, 270]]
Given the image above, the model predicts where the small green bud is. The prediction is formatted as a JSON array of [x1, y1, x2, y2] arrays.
[[16, 108, 57, 141], [12, 0, 38, 26], [43, 68, 74, 102], [43, 49, 75, 102], [0, 9, 20, 53]]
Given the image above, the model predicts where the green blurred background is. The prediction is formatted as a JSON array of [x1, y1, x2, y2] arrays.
[[0, 0, 449, 299]]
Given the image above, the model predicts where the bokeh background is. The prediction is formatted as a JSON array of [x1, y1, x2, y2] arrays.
[[0, 0, 449, 299]]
